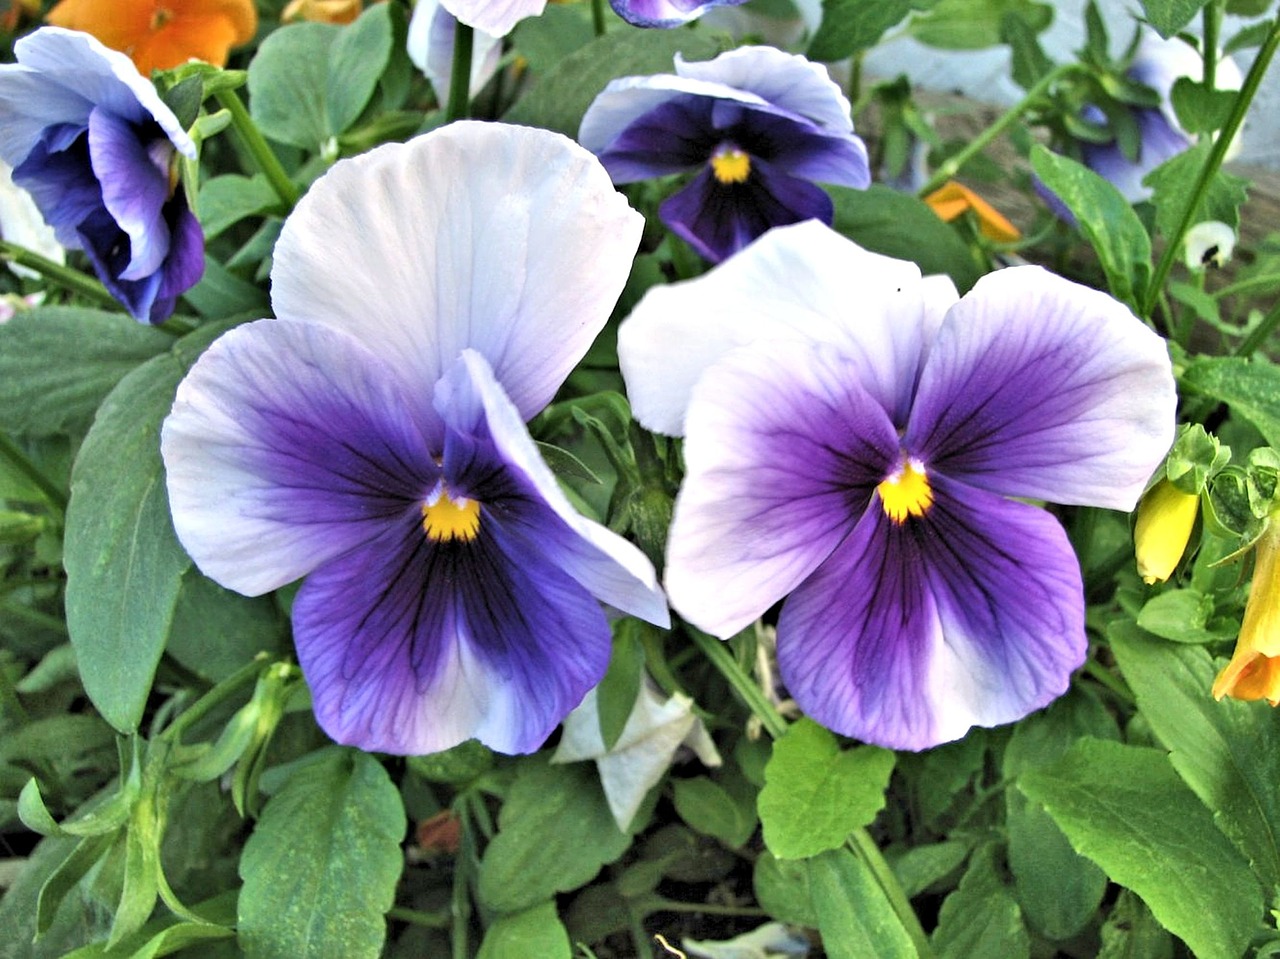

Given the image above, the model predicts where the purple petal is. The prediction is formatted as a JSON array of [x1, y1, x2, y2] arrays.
[[11, 123, 99, 251], [162, 319, 439, 597], [77, 206, 162, 321], [1083, 108, 1189, 203], [777, 475, 1085, 750], [610, 0, 748, 28], [666, 339, 898, 638], [88, 107, 171, 281], [149, 196, 204, 322], [295, 501, 611, 755], [904, 266, 1176, 511], [594, 95, 719, 182], [660, 158, 834, 263]]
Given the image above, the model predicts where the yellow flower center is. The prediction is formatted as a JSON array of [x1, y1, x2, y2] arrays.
[[877, 458, 933, 524], [422, 484, 481, 542], [710, 147, 751, 184]]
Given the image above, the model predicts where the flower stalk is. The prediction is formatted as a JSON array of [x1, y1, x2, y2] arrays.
[[446, 22, 474, 123], [213, 88, 300, 210], [0, 240, 120, 312]]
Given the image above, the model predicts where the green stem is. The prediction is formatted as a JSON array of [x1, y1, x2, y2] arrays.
[[684, 625, 787, 739], [0, 431, 67, 514], [1215, 273, 1280, 300], [1202, 0, 1222, 97], [1084, 654, 1136, 706], [0, 241, 120, 311], [1235, 297, 1280, 358], [1141, 18, 1280, 318], [213, 89, 300, 210], [446, 24, 474, 123], [849, 831, 935, 959], [161, 656, 268, 742], [647, 898, 767, 917], [592, 0, 607, 36], [388, 906, 451, 929], [918, 64, 1080, 197], [0, 603, 68, 634]]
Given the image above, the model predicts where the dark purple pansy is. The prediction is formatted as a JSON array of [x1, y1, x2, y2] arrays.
[[619, 221, 1177, 750], [161, 123, 668, 756], [579, 46, 870, 263], [0, 27, 204, 323]]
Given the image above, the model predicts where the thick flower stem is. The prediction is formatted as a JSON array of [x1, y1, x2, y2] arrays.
[[1141, 18, 1280, 319], [592, 0, 607, 36], [0, 241, 120, 312], [160, 656, 270, 743], [917, 64, 1080, 197], [1236, 297, 1280, 358], [685, 623, 932, 957], [213, 89, 300, 210], [0, 430, 67, 515], [447, 24, 475, 123]]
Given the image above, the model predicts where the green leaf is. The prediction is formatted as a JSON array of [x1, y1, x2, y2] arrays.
[[0, 308, 172, 438], [1141, 0, 1209, 38], [238, 749, 405, 959], [1146, 139, 1250, 239], [1019, 738, 1263, 959], [326, 2, 395, 136], [931, 844, 1030, 959], [758, 718, 895, 860], [35, 834, 118, 939], [908, 0, 1052, 49], [503, 29, 721, 138], [197, 175, 281, 240], [1225, 20, 1274, 55], [1136, 589, 1234, 644], [808, 0, 912, 60], [1182, 357, 1280, 450], [1109, 624, 1280, 889], [1030, 145, 1152, 310], [510, 4, 595, 75], [63, 324, 227, 732], [248, 23, 339, 150], [407, 739, 493, 785], [0, 834, 112, 959], [807, 847, 917, 959], [1170, 78, 1236, 135], [672, 776, 757, 848], [478, 757, 631, 914], [830, 184, 984, 294], [890, 840, 971, 898], [184, 257, 271, 319], [596, 620, 645, 751], [476, 902, 571, 959], [753, 852, 817, 927], [1098, 889, 1174, 959], [165, 569, 288, 683]]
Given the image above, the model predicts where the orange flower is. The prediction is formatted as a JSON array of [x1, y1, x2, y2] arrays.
[[1213, 523, 1280, 705], [924, 181, 1021, 244], [45, 0, 257, 75], [281, 0, 363, 24]]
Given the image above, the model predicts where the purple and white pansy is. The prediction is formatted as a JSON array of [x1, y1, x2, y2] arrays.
[[579, 46, 870, 263], [610, 0, 749, 29], [161, 123, 668, 756], [0, 27, 203, 323], [406, 0, 503, 107], [619, 221, 1176, 750]]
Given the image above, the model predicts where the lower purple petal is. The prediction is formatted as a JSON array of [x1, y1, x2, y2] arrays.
[[295, 508, 611, 756], [660, 159, 833, 263], [11, 122, 100, 250], [1082, 107, 1189, 202], [596, 96, 719, 182], [777, 475, 1085, 751], [609, 0, 747, 27], [87, 106, 170, 281]]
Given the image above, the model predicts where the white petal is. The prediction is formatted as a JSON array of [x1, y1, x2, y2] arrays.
[[439, 0, 545, 37], [0, 159, 63, 278], [271, 122, 642, 421], [406, 0, 502, 106]]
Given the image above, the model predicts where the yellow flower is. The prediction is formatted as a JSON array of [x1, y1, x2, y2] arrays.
[[46, 0, 257, 75], [281, 0, 364, 24], [1134, 479, 1199, 584], [924, 181, 1021, 243], [1213, 523, 1280, 705]]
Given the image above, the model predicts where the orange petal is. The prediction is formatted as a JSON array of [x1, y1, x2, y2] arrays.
[[924, 181, 1020, 243], [1213, 525, 1280, 705]]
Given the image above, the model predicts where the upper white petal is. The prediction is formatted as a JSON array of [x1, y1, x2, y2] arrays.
[[439, 0, 545, 37]]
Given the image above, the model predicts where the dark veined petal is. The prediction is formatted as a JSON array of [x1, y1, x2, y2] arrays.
[[665, 338, 898, 638], [777, 474, 1085, 751], [659, 156, 834, 263], [147, 193, 204, 323], [294, 500, 612, 756], [162, 319, 439, 596], [905, 266, 1175, 511], [593, 95, 720, 182]]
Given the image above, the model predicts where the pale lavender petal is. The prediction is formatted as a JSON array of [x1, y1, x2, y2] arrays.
[[610, 0, 748, 28], [905, 266, 1176, 511], [619, 222, 943, 436], [271, 122, 642, 423], [661, 159, 834, 263], [406, 0, 502, 107], [666, 339, 898, 638], [161, 319, 438, 596], [674, 47, 854, 133], [295, 505, 611, 755], [0, 67, 92, 169], [439, 0, 545, 37], [777, 476, 1085, 750], [435, 351, 668, 626], [88, 107, 171, 280]]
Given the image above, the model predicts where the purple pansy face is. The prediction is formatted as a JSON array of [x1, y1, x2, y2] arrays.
[[579, 47, 870, 263], [619, 221, 1177, 750], [610, 0, 749, 28], [161, 123, 668, 756], [0, 28, 203, 323]]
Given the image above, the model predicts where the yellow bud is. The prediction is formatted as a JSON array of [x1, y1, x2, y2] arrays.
[[1134, 479, 1199, 585], [1213, 523, 1280, 705]]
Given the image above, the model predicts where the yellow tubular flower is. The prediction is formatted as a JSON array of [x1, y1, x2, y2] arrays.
[[1213, 523, 1280, 705], [1134, 479, 1199, 584], [46, 0, 257, 74], [924, 181, 1021, 243]]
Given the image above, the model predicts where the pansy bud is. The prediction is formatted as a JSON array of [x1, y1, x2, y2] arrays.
[[1134, 479, 1200, 584]]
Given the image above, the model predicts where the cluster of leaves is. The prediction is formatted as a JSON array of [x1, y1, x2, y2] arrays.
[[3, 0, 1280, 956]]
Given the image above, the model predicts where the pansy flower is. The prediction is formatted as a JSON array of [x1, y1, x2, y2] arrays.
[[161, 122, 668, 756], [619, 221, 1176, 750], [610, 0, 749, 29], [1213, 521, 1280, 705], [439, 0, 543, 38], [406, 0, 503, 108], [579, 47, 870, 264], [0, 27, 203, 323], [45, 0, 257, 75]]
